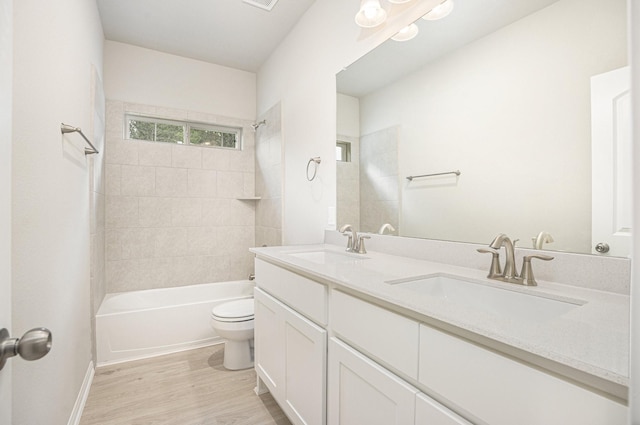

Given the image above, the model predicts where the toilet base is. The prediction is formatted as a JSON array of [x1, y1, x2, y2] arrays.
[[223, 338, 254, 370]]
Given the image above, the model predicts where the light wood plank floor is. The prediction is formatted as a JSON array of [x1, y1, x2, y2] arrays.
[[80, 345, 292, 425]]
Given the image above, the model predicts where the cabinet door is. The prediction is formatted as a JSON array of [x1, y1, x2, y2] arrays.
[[283, 304, 327, 425], [328, 337, 417, 425], [415, 393, 471, 425], [254, 287, 285, 399], [254, 287, 327, 425]]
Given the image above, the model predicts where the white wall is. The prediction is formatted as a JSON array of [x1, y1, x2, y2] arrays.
[[11, 0, 104, 423], [336, 93, 360, 139], [0, 0, 12, 422], [104, 41, 256, 121], [257, 0, 443, 245], [358, 0, 627, 253]]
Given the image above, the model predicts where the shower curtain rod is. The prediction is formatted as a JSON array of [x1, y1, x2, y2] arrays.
[[60, 123, 99, 155]]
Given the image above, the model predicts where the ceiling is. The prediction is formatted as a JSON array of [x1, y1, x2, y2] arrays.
[[97, 0, 317, 72]]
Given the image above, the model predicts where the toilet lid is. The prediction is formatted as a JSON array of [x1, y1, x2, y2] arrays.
[[211, 299, 254, 321]]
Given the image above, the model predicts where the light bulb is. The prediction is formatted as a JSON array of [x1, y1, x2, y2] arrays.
[[422, 0, 454, 21], [355, 0, 387, 28], [391, 23, 419, 41]]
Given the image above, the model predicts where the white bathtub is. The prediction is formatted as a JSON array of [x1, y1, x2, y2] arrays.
[[96, 280, 255, 366]]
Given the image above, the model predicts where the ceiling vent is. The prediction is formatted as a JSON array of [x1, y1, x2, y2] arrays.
[[242, 0, 279, 11]]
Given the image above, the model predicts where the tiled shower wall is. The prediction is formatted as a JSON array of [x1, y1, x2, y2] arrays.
[[104, 101, 256, 293], [336, 134, 360, 230], [255, 103, 282, 247], [360, 126, 399, 233]]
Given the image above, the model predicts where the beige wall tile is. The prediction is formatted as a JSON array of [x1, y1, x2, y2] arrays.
[[156, 167, 188, 197], [154, 227, 188, 258], [172, 198, 203, 226], [106, 259, 140, 293], [172, 144, 202, 169], [106, 195, 139, 228], [139, 197, 172, 227], [188, 169, 217, 197], [121, 165, 156, 197], [217, 171, 245, 199], [105, 164, 121, 196], [106, 139, 139, 165], [139, 141, 172, 167], [187, 227, 218, 256], [105, 229, 122, 261]]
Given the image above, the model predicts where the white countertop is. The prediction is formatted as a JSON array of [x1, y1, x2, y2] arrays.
[[251, 243, 630, 393]]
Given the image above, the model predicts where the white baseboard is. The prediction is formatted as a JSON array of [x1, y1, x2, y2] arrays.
[[67, 361, 95, 425]]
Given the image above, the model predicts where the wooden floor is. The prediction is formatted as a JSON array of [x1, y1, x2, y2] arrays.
[[80, 345, 292, 425]]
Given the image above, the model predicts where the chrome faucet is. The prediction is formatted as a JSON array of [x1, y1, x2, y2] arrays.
[[532, 231, 554, 250], [378, 223, 396, 235], [339, 224, 370, 254], [489, 233, 518, 279], [339, 224, 358, 252], [479, 233, 554, 286]]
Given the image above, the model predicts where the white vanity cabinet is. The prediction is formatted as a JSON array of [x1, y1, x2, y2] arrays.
[[418, 324, 628, 425], [253, 255, 627, 425], [254, 260, 328, 425], [328, 290, 471, 425]]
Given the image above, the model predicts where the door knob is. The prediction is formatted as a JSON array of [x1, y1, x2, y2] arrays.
[[0, 327, 52, 371], [595, 243, 610, 253]]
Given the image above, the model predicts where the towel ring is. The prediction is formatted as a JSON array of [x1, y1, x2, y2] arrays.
[[306, 157, 321, 181]]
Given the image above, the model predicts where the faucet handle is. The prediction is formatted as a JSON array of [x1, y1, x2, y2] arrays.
[[342, 233, 354, 252], [477, 248, 502, 278], [520, 254, 554, 286], [357, 235, 371, 254]]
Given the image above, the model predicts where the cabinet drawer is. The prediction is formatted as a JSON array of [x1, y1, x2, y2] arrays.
[[331, 290, 419, 379], [255, 258, 328, 325], [418, 324, 627, 425]]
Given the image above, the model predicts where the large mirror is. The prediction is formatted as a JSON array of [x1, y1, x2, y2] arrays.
[[336, 0, 630, 257]]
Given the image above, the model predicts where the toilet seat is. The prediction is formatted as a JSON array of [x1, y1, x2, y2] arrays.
[[211, 299, 254, 322]]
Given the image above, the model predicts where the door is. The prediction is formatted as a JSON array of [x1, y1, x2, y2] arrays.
[[591, 66, 632, 257], [0, 0, 12, 422]]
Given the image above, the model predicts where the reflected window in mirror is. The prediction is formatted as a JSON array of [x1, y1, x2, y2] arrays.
[[336, 141, 351, 162]]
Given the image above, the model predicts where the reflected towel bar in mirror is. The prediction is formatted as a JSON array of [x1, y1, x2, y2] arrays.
[[406, 170, 460, 181], [60, 123, 99, 155]]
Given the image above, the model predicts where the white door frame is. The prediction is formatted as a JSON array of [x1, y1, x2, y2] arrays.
[[0, 0, 13, 422]]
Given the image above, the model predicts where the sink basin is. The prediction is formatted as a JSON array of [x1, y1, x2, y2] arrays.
[[387, 274, 585, 322], [287, 250, 369, 265]]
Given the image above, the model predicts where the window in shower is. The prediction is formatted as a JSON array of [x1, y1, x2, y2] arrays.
[[126, 114, 242, 150], [336, 140, 351, 162]]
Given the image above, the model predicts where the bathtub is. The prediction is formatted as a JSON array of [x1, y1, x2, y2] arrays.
[[96, 280, 255, 366]]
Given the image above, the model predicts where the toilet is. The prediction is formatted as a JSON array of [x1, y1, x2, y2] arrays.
[[210, 298, 255, 370]]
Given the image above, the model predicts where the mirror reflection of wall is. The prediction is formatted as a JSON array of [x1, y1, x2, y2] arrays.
[[337, 0, 628, 255]]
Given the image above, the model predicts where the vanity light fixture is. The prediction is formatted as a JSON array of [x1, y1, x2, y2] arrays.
[[391, 23, 419, 41], [422, 0, 454, 20], [355, 0, 387, 28]]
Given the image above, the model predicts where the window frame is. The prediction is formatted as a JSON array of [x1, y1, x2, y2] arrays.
[[125, 113, 243, 150]]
